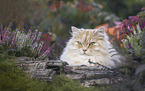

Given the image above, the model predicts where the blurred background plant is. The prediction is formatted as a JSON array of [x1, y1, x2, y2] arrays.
[[27, 0, 120, 39], [100, 0, 145, 19]]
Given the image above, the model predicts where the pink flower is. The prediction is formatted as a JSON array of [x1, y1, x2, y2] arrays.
[[141, 7, 145, 10], [121, 19, 128, 30], [131, 16, 140, 22], [140, 21, 145, 29]]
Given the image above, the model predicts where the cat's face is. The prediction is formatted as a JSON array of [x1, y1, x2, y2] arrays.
[[70, 26, 106, 56]]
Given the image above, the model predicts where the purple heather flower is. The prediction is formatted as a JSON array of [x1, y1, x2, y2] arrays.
[[141, 7, 145, 10], [36, 32, 42, 43], [2, 28, 7, 41], [39, 44, 54, 59], [46, 36, 51, 43], [11, 36, 16, 46], [131, 16, 140, 23], [30, 33, 37, 45], [122, 19, 129, 27], [140, 21, 145, 29], [37, 37, 41, 44], [26, 29, 32, 46], [6, 37, 9, 46], [37, 41, 44, 54], [121, 23, 126, 31], [7, 27, 10, 32], [128, 20, 135, 28], [129, 16, 133, 19], [127, 26, 133, 34], [122, 19, 128, 25], [121, 20, 129, 33], [39, 47, 50, 58], [32, 42, 38, 51], [47, 44, 54, 57], [41, 44, 48, 53], [35, 29, 38, 32]]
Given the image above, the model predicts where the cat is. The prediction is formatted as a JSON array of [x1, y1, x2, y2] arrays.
[[60, 26, 122, 68]]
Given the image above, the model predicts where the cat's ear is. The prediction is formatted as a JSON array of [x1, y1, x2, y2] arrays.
[[71, 26, 79, 32], [95, 27, 106, 39], [71, 26, 80, 36], [97, 27, 105, 34]]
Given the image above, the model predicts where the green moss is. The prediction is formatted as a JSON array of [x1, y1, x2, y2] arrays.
[[0, 53, 111, 91], [47, 75, 111, 91]]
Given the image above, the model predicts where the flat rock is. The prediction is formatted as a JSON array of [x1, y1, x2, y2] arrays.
[[65, 74, 85, 80], [46, 60, 68, 67], [14, 58, 122, 86]]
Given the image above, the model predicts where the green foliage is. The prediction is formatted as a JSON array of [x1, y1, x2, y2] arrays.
[[48, 75, 83, 91], [0, 57, 51, 91], [49, 75, 111, 91], [0, 53, 27, 90]]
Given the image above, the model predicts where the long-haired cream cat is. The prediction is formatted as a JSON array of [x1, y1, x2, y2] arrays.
[[60, 26, 122, 68]]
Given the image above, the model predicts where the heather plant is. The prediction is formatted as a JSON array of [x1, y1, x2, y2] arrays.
[[0, 24, 54, 60], [122, 24, 145, 59], [120, 8, 145, 62], [106, 8, 145, 91]]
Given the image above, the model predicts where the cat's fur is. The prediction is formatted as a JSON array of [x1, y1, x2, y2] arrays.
[[60, 26, 122, 68]]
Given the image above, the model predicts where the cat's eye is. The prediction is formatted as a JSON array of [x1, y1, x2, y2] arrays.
[[77, 41, 82, 45], [89, 42, 95, 46]]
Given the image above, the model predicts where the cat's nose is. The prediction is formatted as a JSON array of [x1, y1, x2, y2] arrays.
[[82, 49, 87, 52]]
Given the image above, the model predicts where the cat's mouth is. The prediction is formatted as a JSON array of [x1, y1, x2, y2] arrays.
[[82, 52, 89, 56], [83, 53, 86, 55]]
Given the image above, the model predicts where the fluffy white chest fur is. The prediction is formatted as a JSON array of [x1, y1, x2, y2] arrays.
[[60, 26, 122, 68]]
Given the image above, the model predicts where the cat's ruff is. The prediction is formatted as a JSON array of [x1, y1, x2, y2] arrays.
[[60, 26, 122, 68]]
